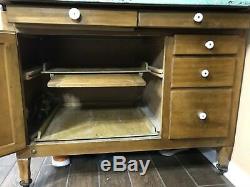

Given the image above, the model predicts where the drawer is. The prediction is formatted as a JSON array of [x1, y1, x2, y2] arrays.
[[174, 35, 240, 55], [169, 89, 232, 139], [171, 57, 235, 88], [138, 11, 249, 29], [7, 6, 137, 27]]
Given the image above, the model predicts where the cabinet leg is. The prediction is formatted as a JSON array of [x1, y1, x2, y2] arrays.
[[216, 146, 233, 174], [17, 158, 32, 187]]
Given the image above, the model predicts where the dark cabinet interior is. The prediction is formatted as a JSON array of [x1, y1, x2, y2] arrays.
[[18, 34, 166, 142]]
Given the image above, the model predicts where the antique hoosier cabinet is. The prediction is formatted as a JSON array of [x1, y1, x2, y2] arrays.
[[0, 0, 250, 186]]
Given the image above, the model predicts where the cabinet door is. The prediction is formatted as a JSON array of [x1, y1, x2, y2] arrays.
[[0, 33, 26, 156]]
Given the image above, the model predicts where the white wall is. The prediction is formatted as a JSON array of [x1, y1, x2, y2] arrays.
[[224, 32, 250, 186]]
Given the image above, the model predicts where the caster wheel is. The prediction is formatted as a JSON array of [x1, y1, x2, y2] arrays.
[[216, 163, 228, 175], [19, 179, 32, 187]]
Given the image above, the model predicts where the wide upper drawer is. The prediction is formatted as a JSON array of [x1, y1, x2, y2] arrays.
[[7, 6, 137, 27], [138, 11, 249, 29], [171, 57, 236, 88], [174, 35, 240, 55], [169, 89, 232, 139]]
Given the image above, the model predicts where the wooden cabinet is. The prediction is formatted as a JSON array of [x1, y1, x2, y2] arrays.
[[0, 4, 248, 186], [0, 33, 26, 156]]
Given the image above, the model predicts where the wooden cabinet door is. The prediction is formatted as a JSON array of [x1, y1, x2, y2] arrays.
[[0, 33, 26, 156]]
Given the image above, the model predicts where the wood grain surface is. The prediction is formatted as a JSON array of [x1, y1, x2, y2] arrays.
[[171, 57, 236, 87], [169, 89, 232, 139]]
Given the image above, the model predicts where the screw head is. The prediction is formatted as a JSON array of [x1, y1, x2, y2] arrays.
[[31, 149, 37, 154]]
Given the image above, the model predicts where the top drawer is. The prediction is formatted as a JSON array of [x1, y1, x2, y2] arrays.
[[7, 6, 137, 27], [138, 11, 249, 29]]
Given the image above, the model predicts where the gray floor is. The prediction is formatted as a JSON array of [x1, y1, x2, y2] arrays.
[[0, 149, 234, 187]]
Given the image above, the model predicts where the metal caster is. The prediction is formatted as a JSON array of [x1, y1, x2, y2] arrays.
[[20, 179, 32, 187], [216, 163, 228, 175]]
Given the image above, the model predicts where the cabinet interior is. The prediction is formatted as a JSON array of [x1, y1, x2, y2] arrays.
[[18, 34, 165, 142]]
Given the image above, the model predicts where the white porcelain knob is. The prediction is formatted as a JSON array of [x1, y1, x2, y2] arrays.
[[193, 13, 203, 23], [69, 8, 81, 20], [198, 112, 207, 120], [201, 69, 209, 78], [205, 41, 215, 50]]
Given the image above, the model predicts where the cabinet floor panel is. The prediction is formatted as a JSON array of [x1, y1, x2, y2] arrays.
[[38, 106, 158, 141]]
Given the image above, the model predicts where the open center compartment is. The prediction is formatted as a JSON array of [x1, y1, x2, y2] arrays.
[[19, 34, 165, 142]]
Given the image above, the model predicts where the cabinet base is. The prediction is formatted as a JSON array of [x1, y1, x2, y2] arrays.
[[19, 179, 32, 187], [17, 157, 32, 187], [216, 163, 228, 175], [216, 146, 233, 175]]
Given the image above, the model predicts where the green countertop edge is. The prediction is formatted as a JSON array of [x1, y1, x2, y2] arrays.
[[57, 0, 250, 6]]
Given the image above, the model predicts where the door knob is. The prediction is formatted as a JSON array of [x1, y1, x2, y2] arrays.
[[205, 41, 215, 50], [201, 69, 209, 78], [69, 8, 81, 21], [193, 13, 203, 23], [198, 112, 207, 120]]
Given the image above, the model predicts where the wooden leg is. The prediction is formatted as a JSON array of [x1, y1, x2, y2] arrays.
[[216, 146, 233, 174], [17, 158, 32, 187]]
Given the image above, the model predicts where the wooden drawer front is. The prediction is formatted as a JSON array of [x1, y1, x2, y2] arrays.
[[169, 89, 232, 139], [7, 6, 137, 27], [138, 11, 249, 29], [172, 57, 235, 88], [174, 35, 240, 55]]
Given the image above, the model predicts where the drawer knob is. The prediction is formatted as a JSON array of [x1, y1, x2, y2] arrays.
[[69, 8, 81, 20], [193, 13, 203, 23], [198, 112, 207, 120], [201, 69, 209, 78], [205, 41, 215, 50]]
